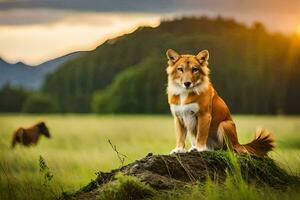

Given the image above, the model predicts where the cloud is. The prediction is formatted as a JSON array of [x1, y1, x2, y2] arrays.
[[0, 9, 123, 25], [1, 0, 300, 14], [1, 0, 300, 64], [0, 11, 161, 65], [0, 0, 175, 12], [0, 9, 66, 25], [1, 0, 300, 29]]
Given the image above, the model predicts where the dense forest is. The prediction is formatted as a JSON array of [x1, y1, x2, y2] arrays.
[[43, 16, 300, 114], [1, 16, 300, 114]]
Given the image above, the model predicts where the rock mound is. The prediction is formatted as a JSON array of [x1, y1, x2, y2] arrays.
[[64, 151, 299, 200]]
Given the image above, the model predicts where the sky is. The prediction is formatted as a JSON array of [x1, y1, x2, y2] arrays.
[[1, 0, 300, 65]]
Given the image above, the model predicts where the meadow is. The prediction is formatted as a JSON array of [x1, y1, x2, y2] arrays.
[[0, 114, 299, 200]]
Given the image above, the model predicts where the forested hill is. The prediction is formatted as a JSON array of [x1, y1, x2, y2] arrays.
[[42, 17, 300, 114]]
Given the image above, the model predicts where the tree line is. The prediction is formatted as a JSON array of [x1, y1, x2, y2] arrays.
[[1, 16, 300, 114]]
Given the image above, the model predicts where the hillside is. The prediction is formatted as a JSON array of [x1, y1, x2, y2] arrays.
[[0, 52, 83, 90], [42, 17, 300, 114]]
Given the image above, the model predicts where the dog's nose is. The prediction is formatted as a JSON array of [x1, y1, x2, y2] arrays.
[[184, 82, 191, 88]]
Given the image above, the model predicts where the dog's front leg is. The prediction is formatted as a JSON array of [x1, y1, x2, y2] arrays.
[[170, 117, 187, 154], [194, 113, 211, 152]]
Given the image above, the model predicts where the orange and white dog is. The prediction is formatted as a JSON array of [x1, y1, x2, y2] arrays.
[[166, 49, 274, 157]]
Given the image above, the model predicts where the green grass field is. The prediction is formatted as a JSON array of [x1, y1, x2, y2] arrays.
[[0, 114, 299, 200]]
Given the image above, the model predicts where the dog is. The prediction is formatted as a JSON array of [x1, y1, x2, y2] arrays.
[[11, 122, 51, 148], [166, 49, 274, 157]]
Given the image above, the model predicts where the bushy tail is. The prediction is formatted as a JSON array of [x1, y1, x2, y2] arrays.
[[235, 128, 275, 157]]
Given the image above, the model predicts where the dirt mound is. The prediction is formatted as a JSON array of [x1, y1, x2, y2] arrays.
[[63, 151, 299, 200]]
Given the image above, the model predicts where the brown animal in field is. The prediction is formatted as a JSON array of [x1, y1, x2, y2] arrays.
[[166, 49, 275, 156], [11, 122, 51, 148]]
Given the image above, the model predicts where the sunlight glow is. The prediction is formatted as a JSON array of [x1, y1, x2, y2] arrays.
[[0, 11, 161, 65], [296, 25, 300, 36]]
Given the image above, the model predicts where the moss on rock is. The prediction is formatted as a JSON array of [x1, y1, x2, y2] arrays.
[[63, 151, 300, 200]]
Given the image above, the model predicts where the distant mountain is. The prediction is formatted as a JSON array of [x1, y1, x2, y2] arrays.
[[0, 52, 83, 90]]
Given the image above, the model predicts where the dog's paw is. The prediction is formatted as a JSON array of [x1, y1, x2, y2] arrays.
[[189, 145, 209, 152], [170, 147, 186, 154], [188, 146, 198, 152]]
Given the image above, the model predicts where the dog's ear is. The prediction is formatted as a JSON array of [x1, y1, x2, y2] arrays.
[[196, 50, 209, 64], [166, 49, 180, 63]]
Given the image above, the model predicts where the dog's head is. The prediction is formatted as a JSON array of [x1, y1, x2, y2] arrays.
[[166, 49, 210, 90], [37, 122, 51, 138]]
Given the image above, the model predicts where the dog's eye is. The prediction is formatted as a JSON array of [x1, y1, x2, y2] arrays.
[[177, 67, 183, 72], [192, 67, 199, 73]]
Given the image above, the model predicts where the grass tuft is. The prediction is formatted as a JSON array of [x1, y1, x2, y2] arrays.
[[96, 173, 154, 200]]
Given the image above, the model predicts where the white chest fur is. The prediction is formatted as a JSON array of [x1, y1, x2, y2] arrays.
[[170, 102, 199, 132]]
